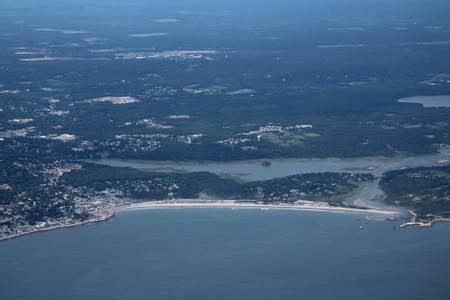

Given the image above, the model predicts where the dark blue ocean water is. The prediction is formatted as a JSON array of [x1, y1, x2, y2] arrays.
[[1, 209, 449, 300]]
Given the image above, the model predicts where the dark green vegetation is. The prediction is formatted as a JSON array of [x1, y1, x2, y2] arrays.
[[63, 163, 373, 203], [381, 166, 450, 222], [1, 0, 450, 236], [1, 1, 450, 163], [0, 160, 373, 237]]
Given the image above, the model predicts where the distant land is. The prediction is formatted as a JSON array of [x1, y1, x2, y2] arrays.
[[1, 0, 450, 240]]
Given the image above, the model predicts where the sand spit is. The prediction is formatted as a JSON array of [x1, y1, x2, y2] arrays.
[[115, 50, 217, 61], [318, 44, 365, 48], [32, 28, 88, 34], [153, 18, 180, 23], [82, 96, 141, 105], [226, 89, 256, 95], [130, 33, 168, 38], [121, 199, 399, 217], [18, 57, 106, 62]]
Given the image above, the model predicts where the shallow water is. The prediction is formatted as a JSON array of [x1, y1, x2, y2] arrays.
[[90, 153, 450, 213], [1, 209, 449, 300], [91, 152, 449, 181]]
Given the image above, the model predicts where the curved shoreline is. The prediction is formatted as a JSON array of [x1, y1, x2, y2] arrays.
[[4, 198, 449, 242], [1, 199, 400, 241], [399, 210, 450, 228], [0, 214, 113, 242], [119, 199, 400, 217]]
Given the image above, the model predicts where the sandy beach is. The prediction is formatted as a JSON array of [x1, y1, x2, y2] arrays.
[[8, 198, 450, 242], [1, 199, 399, 241], [120, 199, 400, 217]]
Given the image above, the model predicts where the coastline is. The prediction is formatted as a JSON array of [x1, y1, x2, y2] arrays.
[[1, 199, 397, 241], [0, 213, 113, 242], [3, 199, 448, 242], [119, 199, 399, 217], [399, 210, 450, 228]]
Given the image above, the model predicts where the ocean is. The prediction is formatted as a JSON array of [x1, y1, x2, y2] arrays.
[[1, 209, 449, 300]]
